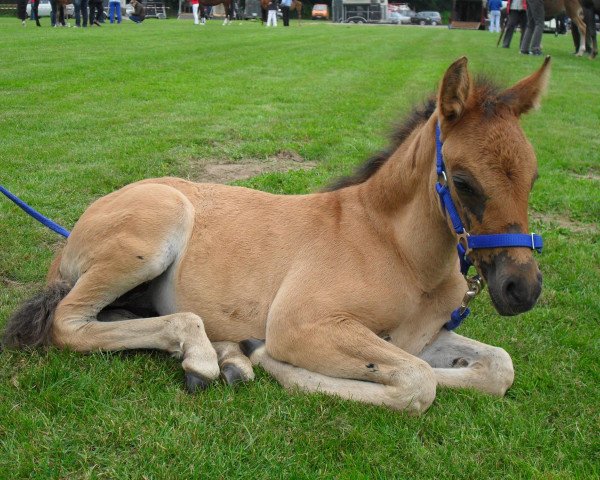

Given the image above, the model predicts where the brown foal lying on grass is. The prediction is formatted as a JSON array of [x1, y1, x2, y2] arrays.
[[3, 57, 550, 414]]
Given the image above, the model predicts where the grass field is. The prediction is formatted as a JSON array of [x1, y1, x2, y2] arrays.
[[1, 18, 599, 479]]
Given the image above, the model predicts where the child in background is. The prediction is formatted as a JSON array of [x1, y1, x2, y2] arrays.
[[109, 0, 122, 23], [266, 0, 277, 27], [487, 0, 502, 32]]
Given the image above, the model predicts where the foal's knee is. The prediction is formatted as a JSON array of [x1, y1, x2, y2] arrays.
[[388, 361, 437, 415]]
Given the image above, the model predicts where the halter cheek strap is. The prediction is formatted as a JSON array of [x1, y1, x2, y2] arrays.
[[435, 123, 543, 330]]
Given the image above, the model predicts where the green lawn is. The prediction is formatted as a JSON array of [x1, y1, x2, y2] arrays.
[[1, 18, 598, 479]]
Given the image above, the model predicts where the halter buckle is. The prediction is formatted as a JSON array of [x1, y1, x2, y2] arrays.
[[458, 275, 483, 315]]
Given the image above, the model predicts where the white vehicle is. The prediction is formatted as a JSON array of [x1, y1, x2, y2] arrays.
[[389, 10, 414, 24], [27, 0, 74, 17]]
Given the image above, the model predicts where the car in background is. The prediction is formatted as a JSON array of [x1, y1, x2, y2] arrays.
[[410, 11, 442, 25], [388, 11, 402, 23], [27, 0, 74, 18], [312, 4, 328, 20], [388, 10, 414, 24]]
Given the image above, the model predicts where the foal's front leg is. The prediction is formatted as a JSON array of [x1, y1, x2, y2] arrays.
[[417, 330, 514, 396], [248, 308, 437, 414]]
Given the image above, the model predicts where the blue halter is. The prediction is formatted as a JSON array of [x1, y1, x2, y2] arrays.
[[434, 123, 543, 330]]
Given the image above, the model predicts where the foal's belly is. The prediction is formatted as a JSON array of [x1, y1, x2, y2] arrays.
[[179, 294, 271, 342], [151, 258, 274, 342]]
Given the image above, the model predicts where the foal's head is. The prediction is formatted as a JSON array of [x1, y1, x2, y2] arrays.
[[437, 57, 550, 316]]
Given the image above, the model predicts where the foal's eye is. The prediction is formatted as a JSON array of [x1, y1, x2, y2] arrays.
[[452, 177, 476, 195]]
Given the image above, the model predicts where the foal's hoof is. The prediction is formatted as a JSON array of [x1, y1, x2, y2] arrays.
[[185, 372, 211, 393], [221, 363, 247, 387], [239, 338, 265, 358]]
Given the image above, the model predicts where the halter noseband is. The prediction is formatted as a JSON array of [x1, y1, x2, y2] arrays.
[[435, 123, 543, 330]]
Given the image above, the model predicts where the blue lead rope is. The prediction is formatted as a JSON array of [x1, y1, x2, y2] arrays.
[[434, 123, 543, 330], [0, 185, 70, 238]]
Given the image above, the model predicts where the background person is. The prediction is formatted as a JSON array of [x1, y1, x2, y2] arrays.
[[49, 0, 66, 26], [502, 0, 527, 48], [266, 0, 277, 26], [520, 0, 544, 54], [280, 0, 291, 26], [17, 0, 28, 25], [88, 0, 103, 25], [73, 0, 89, 27], [129, 0, 146, 23], [31, 0, 41, 25], [487, 0, 502, 32], [109, 0, 122, 22], [190, 0, 200, 24]]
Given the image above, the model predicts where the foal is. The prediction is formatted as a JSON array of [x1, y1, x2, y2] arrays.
[[3, 57, 550, 414]]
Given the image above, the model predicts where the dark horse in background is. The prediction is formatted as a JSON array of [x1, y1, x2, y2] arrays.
[[199, 0, 235, 24], [543, 0, 596, 56], [260, 0, 302, 24], [572, 0, 599, 57], [500, 0, 593, 56]]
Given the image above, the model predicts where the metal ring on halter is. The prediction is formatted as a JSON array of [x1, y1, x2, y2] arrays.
[[438, 170, 447, 185], [531, 232, 535, 250], [457, 230, 471, 256]]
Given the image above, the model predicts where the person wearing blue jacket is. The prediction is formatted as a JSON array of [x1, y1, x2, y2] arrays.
[[488, 0, 502, 32]]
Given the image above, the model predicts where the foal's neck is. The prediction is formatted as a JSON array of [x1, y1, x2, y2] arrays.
[[357, 114, 459, 283]]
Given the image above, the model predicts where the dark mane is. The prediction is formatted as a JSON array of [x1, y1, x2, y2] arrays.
[[324, 97, 436, 192], [324, 76, 504, 192]]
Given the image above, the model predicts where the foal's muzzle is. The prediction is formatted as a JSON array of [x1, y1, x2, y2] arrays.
[[480, 251, 543, 316]]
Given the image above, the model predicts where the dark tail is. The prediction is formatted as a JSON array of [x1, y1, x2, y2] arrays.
[[2, 282, 72, 349]]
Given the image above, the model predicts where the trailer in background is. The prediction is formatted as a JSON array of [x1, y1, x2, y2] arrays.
[[450, 0, 485, 29], [332, 0, 389, 23], [243, 0, 262, 19]]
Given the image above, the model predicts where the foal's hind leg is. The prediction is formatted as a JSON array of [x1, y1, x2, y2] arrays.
[[98, 311, 253, 386], [417, 330, 514, 396], [51, 183, 220, 391], [53, 270, 220, 391], [213, 342, 255, 386]]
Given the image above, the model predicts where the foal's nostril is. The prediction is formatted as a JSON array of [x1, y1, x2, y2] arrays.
[[503, 279, 524, 305]]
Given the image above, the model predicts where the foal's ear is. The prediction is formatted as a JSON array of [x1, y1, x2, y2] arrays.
[[500, 56, 551, 116], [438, 56, 472, 126]]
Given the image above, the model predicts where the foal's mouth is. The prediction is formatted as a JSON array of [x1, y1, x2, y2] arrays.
[[478, 252, 543, 317], [488, 286, 541, 317]]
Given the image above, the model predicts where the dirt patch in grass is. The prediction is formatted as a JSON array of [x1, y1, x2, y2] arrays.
[[570, 169, 600, 181], [530, 212, 598, 234], [188, 151, 316, 184]]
